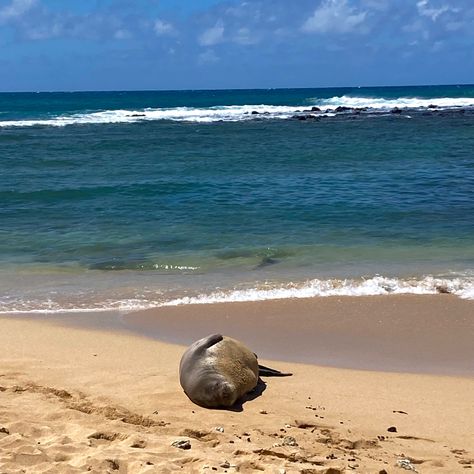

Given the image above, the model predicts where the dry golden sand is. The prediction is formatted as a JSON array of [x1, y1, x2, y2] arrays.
[[0, 296, 473, 473]]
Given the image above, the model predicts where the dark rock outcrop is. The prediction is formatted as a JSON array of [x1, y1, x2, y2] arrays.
[[292, 114, 320, 121], [335, 106, 352, 113]]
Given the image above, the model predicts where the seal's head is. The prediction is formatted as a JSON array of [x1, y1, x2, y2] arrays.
[[195, 380, 237, 408]]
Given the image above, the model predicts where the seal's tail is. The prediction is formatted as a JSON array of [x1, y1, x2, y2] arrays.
[[258, 364, 292, 377]]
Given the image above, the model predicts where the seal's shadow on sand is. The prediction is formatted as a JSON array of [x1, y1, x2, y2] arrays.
[[223, 378, 267, 412], [221, 363, 293, 412]]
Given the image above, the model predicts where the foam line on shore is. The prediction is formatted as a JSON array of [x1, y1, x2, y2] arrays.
[[1, 275, 472, 315], [161, 275, 474, 306]]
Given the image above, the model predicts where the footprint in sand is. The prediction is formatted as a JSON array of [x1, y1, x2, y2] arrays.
[[179, 428, 220, 447], [87, 431, 130, 450], [129, 437, 147, 449]]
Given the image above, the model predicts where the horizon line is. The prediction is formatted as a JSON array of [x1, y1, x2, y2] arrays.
[[0, 82, 473, 95]]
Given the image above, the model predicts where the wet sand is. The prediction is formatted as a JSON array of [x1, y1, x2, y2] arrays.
[[123, 295, 474, 375], [0, 295, 473, 472]]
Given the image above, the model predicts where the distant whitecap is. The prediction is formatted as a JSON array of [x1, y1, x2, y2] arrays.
[[1, 96, 472, 128]]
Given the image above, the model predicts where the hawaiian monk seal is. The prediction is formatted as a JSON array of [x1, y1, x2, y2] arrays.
[[179, 334, 291, 408]]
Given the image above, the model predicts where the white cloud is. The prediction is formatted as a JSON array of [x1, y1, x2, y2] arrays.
[[302, 0, 367, 34], [417, 0, 455, 21], [360, 0, 389, 11], [199, 21, 224, 46], [114, 29, 131, 40], [225, 3, 248, 18], [25, 21, 62, 40], [198, 49, 219, 64], [154, 18, 175, 36], [445, 20, 463, 31], [233, 27, 258, 45], [403, 19, 426, 34], [0, 0, 36, 22]]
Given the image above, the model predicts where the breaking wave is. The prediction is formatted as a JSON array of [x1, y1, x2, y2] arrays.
[[1, 95, 473, 128], [311, 95, 474, 110], [0, 105, 306, 127], [162, 275, 474, 306], [1, 275, 472, 315]]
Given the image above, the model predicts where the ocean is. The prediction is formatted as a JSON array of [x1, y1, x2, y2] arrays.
[[1, 84, 473, 313]]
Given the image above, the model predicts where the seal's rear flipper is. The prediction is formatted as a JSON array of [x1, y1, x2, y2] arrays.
[[258, 364, 292, 377], [194, 334, 223, 354]]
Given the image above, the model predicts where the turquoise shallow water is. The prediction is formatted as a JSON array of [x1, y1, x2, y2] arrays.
[[1, 85, 473, 311]]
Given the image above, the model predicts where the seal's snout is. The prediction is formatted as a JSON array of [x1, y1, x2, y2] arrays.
[[216, 381, 237, 407]]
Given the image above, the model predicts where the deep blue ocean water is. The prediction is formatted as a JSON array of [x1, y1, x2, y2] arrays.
[[1, 85, 473, 312]]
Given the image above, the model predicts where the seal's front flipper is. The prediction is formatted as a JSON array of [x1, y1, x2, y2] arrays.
[[258, 364, 292, 377]]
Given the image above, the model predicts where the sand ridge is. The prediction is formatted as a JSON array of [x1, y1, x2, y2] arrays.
[[0, 312, 473, 473]]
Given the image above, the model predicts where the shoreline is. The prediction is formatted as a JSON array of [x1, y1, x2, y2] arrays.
[[0, 303, 473, 472], [1, 268, 473, 315]]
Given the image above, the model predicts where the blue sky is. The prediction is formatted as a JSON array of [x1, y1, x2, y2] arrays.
[[0, 0, 473, 91]]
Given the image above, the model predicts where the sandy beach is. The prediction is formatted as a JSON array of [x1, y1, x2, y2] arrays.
[[2, 4, 474, 472], [1, 295, 473, 473]]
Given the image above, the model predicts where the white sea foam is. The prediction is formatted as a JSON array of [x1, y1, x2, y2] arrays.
[[1, 275, 473, 314], [0, 275, 472, 314], [2, 95, 472, 128], [0, 298, 162, 315], [0, 105, 303, 128], [161, 276, 474, 306], [312, 95, 474, 110]]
